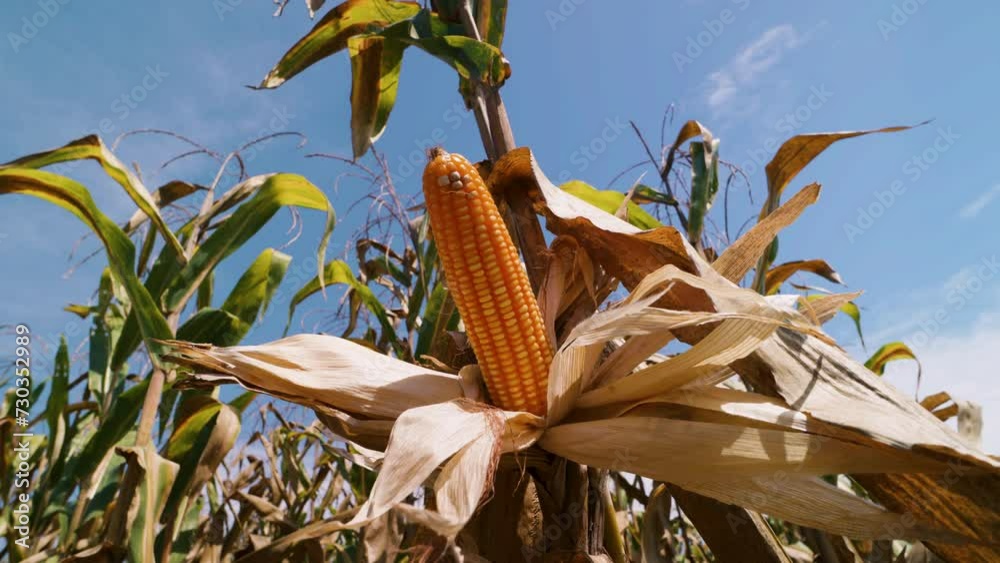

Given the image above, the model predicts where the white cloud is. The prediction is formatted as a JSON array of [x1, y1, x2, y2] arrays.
[[705, 24, 806, 113], [958, 184, 1000, 219]]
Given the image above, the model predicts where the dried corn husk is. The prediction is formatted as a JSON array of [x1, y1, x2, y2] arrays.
[[164, 148, 999, 551]]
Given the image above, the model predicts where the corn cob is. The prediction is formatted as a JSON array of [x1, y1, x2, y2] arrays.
[[422, 148, 552, 415]]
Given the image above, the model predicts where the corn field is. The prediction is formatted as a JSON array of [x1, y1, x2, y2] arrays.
[[0, 1, 997, 562]]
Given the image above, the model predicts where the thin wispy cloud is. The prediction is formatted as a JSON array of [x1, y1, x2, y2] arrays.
[[705, 24, 806, 116], [959, 184, 1000, 219]]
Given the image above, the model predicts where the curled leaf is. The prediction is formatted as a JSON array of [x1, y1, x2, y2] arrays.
[[765, 259, 844, 295], [260, 0, 421, 88], [348, 35, 405, 158]]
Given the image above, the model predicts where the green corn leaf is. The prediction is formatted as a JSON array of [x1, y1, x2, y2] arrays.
[[2, 135, 187, 260], [115, 445, 179, 563], [415, 280, 459, 359], [167, 495, 205, 563], [196, 271, 214, 310], [161, 173, 334, 315], [222, 248, 293, 328], [160, 400, 240, 542], [259, 0, 422, 88], [687, 139, 720, 245], [348, 35, 405, 158], [475, 0, 508, 48], [631, 184, 679, 207], [0, 168, 173, 359], [839, 300, 865, 349], [285, 260, 396, 346], [51, 379, 149, 506], [76, 430, 134, 535], [379, 14, 507, 86], [229, 391, 256, 414], [865, 341, 920, 376], [176, 309, 246, 347], [111, 243, 184, 372], [63, 304, 92, 318], [45, 338, 70, 461]]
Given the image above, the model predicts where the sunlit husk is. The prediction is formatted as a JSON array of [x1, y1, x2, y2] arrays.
[[680, 476, 970, 542], [165, 148, 999, 547], [166, 333, 463, 419]]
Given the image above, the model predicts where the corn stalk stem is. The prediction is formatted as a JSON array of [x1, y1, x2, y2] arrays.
[[458, 0, 548, 291], [135, 368, 166, 447], [454, 6, 605, 559]]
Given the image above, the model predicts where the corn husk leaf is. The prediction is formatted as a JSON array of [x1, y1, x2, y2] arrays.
[[165, 334, 463, 420], [494, 147, 995, 461], [349, 400, 542, 536], [485, 146, 1000, 543], [752, 330, 995, 470], [678, 476, 967, 542], [164, 146, 1000, 550], [802, 291, 863, 324], [541, 414, 943, 483]]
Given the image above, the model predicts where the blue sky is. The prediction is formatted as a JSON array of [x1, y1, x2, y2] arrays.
[[2, 1, 997, 450]]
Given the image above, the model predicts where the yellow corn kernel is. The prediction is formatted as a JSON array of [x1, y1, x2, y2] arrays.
[[422, 148, 552, 415]]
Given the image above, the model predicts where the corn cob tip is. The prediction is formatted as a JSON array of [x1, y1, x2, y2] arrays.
[[425, 150, 476, 194], [427, 146, 448, 161]]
